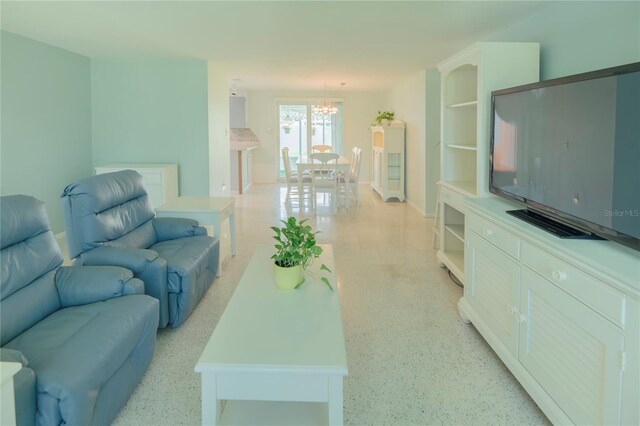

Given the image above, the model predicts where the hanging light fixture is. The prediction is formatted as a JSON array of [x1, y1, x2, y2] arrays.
[[281, 113, 294, 133], [312, 82, 345, 115]]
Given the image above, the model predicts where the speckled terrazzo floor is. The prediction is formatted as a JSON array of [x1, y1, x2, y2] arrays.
[[109, 184, 550, 426]]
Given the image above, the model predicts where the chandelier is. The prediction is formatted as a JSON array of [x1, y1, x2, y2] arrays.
[[312, 103, 339, 115], [312, 82, 345, 115]]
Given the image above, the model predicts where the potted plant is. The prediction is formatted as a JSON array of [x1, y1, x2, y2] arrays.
[[271, 217, 332, 290], [373, 110, 395, 126]]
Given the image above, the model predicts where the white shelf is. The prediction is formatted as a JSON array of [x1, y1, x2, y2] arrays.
[[445, 224, 465, 242], [446, 144, 477, 151], [221, 400, 328, 425], [448, 100, 478, 108], [442, 250, 465, 279], [441, 180, 476, 197]]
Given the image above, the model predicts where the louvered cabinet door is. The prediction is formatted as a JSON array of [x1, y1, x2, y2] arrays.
[[519, 268, 624, 425], [466, 231, 520, 356]]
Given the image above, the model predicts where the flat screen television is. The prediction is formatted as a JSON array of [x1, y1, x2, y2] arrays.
[[490, 62, 640, 251]]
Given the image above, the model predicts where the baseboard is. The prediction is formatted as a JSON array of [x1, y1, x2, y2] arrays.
[[406, 198, 426, 216]]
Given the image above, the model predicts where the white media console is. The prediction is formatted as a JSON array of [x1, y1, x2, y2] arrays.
[[460, 197, 639, 425]]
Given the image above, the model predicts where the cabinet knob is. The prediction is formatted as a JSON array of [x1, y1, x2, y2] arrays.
[[518, 313, 527, 323], [508, 306, 517, 316], [552, 270, 567, 282], [484, 229, 493, 237]]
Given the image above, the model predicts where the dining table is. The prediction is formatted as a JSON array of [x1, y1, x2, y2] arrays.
[[295, 155, 351, 202]]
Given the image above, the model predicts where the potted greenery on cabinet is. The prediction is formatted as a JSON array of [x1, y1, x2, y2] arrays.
[[271, 217, 332, 290]]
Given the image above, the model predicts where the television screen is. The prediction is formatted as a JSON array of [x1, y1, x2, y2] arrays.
[[490, 62, 640, 250]]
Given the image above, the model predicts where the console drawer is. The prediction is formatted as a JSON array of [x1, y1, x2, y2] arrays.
[[521, 241, 626, 329], [467, 212, 520, 259]]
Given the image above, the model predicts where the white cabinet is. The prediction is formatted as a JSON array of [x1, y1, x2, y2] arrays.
[[519, 268, 624, 425], [465, 231, 520, 356], [461, 197, 639, 425], [370, 124, 405, 202], [436, 42, 539, 283], [94, 163, 178, 209]]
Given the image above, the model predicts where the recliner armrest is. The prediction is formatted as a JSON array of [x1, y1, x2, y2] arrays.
[[152, 217, 204, 241], [78, 246, 158, 274], [55, 266, 144, 307], [0, 348, 28, 365], [77, 246, 170, 328]]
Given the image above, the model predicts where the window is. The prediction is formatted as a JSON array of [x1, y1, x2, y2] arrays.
[[278, 101, 343, 179]]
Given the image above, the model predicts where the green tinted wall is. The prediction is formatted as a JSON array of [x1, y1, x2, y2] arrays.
[[1, 31, 92, 234], [90, 59, 210, 195], [489, 2, 640, 79]]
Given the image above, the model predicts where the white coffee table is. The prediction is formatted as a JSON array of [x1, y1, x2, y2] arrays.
[[155, 196, 236, 276], [195, 244, 348, 426]]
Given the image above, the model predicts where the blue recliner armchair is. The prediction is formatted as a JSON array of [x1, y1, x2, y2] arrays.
[[0, 195, 159, 425], [60, 170, 219, 328]]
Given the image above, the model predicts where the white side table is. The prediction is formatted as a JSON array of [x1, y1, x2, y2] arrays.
[[1, 362, 22, 426], [156, 196, 237, 276]]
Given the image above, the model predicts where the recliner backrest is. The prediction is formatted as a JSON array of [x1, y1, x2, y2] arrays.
[[60, 170, 157, 259], [0, 195, 63, 345]]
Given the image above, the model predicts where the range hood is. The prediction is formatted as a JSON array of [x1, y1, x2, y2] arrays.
[[230, 128, 260, 150]]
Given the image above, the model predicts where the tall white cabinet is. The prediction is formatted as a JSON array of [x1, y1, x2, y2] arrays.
[[94, 163, 178, 209], [371, 124, 405, 202], [437, 42, 540, 282]]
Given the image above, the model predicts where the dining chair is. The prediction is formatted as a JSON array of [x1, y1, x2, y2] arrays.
[[309, 153, 339, 212], [338, 147, 362, 208], [309, 152, 339, 164], [311, 144, 332, 153], [282, 147, 312, 205]]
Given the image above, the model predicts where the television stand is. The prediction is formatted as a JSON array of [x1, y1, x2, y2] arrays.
[[461, 197, 639, 425], [506, 209, 603, 240]]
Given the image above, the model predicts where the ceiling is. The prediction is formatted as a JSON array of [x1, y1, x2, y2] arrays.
[[0, 1, 551, 91]]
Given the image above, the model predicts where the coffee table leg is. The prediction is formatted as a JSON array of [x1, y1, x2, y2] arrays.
[[201, 373, 220, 426], [328, 375, 344, 426]]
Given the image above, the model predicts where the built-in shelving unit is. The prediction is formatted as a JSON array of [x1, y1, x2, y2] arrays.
[[436, 42, 540, 283]]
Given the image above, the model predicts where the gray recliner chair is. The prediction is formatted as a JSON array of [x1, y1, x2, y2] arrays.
[[60, 170, 220, 328], [0, 194, 159, 425]]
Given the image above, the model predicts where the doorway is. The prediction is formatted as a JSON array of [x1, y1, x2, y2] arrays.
[[277, 102, 343, 180]]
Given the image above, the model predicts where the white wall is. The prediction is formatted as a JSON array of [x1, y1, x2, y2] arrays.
[[388, 71, 427, 214], [207, 62, 230, 196], [387, 69, 440, 217], [92, 58, 210, 196], [247, 89, 387, 184], [229, 96, 247, 128], [425, 69, 441, 217]]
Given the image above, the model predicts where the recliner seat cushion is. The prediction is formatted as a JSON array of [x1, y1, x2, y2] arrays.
[[151, 235, 219, 327], [4, 294, 158, 425]]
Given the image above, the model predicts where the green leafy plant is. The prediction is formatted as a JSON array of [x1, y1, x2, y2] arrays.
[[374, 110, 395, 125], [271, 217, 333, 290]]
